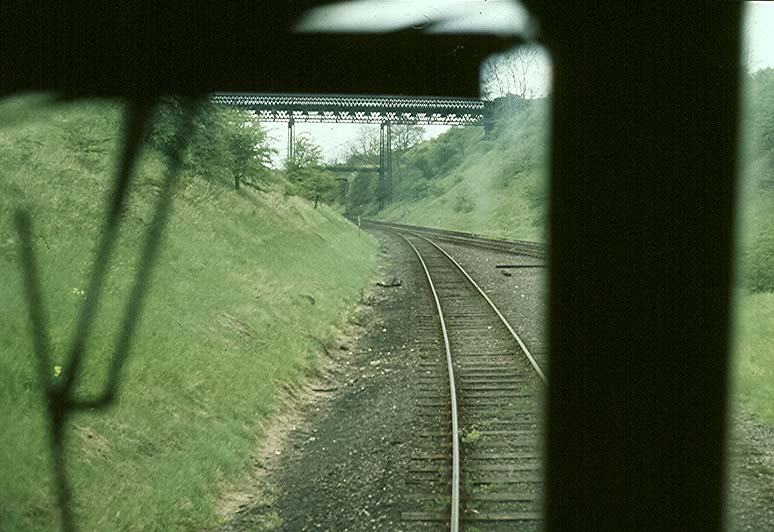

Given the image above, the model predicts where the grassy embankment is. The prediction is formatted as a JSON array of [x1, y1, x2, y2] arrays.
[[375, 97, 549, 242], [0, 96, 378, 531], [730, 68, 774, 426], [732, 292, 774, 425]]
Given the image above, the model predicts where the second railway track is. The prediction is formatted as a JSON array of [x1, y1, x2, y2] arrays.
[[393, 230, 547, 532], [363, 220, 547, 260]]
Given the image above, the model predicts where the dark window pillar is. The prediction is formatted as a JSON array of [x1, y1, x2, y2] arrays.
[[540, 5, 742, 530]]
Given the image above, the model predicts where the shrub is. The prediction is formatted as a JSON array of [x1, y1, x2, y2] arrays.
[[744, 227, 774, 293], [454, 191, 475, 214], [411, 181, 430, 199]]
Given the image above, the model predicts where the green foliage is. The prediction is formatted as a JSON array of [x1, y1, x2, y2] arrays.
[[410, 180, 431, 199], [0, 95, 378, 531], [222, 108, 274, 185], [285, 135, 337, 207], [149, 99, 275, 188], [453, 190, 475, 214], [745, 227, 774, 293], [738, 69, 774, 293], [461, 427, 482, 444], [392, 123, 425, 152], [285, 134, 323, 173], [372, 95, 551, 241], [746, 69, 774, 162], [347, 172, 378, 215], [399, 127, 474, 183], [411, 152, 433, 180], [732, 292, 774, 425]]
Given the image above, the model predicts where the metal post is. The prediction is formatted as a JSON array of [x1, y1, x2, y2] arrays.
[[386, 121, 392, 204], [287, 117, 295, 166], [378, 123, 385, 211]]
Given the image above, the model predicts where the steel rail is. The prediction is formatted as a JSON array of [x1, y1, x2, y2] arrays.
[[363, 219, 546, 259], [411, 232, 548, 385], [394, 231, 461, 532], [366, 219, 543, 248]]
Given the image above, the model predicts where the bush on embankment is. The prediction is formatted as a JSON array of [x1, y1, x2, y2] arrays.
[[0, 96, 377, 531]]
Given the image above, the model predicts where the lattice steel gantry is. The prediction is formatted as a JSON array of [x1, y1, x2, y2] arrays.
[[213, 93, 488, 208], [212, 93, 486, 125]]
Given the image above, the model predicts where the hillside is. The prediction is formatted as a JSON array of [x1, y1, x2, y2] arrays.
[[369, 71, 774, 289], [731, 68, 774, 425], [372, 77, 774, 423], [374, 96, 550, 242], [0, 96, 378, 531]]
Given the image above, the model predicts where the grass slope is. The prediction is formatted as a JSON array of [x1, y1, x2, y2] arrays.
[[0, 96, 378, 531], [377, 98, 549, 242], [731, 68, 774, 426], [731, 292, 774, 425], [732, 167, 774, 427]]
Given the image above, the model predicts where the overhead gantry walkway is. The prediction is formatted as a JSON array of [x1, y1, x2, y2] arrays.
[[212, 93, 491, 209], [211, 93, 486, 125]]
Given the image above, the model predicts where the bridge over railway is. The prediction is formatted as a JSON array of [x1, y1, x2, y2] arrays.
[[212, 93, 491, 209]]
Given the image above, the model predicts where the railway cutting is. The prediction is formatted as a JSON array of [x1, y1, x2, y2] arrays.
[[219, 222, 548, 532]]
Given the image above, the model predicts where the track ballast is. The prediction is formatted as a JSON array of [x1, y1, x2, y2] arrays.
[[392, 229, 546, 532]]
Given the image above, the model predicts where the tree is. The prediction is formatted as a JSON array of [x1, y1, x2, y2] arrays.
[[285, 135, 336, 208], [220, 109, 273, 189], [347, 171, 377, 215], [285, 134, 323, 175], [356, 125, 380, 159], [392, 124, 425, 152], [481, 45, 546, 100], [391, 124, 424, 179], [149, 100, 275, 188]]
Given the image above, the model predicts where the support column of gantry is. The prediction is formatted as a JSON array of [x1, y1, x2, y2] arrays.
[[377, 120, 393, 210], [287, 116, 295, 167], [379, 122, 385, 210]]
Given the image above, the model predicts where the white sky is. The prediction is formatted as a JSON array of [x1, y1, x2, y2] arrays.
[[745, 1, 774, 72], [265, 1, 774, 166], [264, 122, 451, 166]]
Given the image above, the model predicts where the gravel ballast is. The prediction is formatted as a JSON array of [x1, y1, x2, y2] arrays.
[[217, 230, 773, 531]]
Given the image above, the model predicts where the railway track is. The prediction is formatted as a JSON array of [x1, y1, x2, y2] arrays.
[[362, 219, 546, 260], [390, 229, 547, 532]]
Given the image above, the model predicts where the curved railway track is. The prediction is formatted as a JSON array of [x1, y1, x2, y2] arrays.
[[391, 229, 547, 532], [363, 220, 546, 260]]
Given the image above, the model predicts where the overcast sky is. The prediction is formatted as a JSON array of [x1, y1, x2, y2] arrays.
[[265, 1, 774, 166], [745, 1, 774, 71]]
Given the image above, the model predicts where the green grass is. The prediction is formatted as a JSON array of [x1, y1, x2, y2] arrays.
[[731, 292, 774, 427], [730, 64, 774, 425], [381, 150, 547, 242], [0, 95, 378, 531], [375, 97, 549, 242], [461, 427, 482, 445]]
